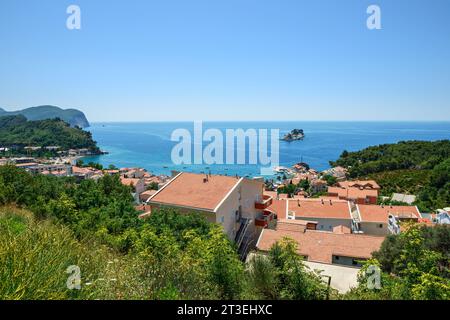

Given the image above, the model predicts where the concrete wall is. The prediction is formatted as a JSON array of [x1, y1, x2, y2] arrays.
[[305, 261, 360, 294], [297, 217, 352, 232], [332, 255, 365, 267], [215, 184, 241, 240], [360, 222, 388, 236], [215, 179, 264, 241]]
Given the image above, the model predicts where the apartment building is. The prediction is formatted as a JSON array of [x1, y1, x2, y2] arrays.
[[147, 172, 275, 256], [328, 180, 380, 204], [355, 204, 422, 236]]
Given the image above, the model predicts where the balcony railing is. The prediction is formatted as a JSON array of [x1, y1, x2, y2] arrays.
[[255, 194, 273, 209], [255, 210, 275, 228]]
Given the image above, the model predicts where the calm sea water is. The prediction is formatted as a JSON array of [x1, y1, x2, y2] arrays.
[[83, 122, 450, 177]]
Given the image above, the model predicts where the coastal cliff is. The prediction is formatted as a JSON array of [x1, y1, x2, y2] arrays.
[[0, 105, 90, 128]]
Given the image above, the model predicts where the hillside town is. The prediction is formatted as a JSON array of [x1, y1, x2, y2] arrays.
[[2, 154, 448, 293]]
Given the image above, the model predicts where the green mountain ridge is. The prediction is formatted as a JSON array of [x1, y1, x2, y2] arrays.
[[0, 105, 90, 128], [0, 115, 98, 151]]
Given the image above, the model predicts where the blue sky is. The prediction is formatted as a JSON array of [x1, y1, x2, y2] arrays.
[[0, 0, 449, 121]]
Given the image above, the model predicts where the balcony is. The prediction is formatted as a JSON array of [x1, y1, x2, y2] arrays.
[[255, 194, 273, 210], [255, 210, 275, 228]]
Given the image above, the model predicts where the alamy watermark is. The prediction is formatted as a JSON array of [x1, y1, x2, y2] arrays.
[[66, 265, 81, 290], [365, 265, 381, 290], [65, 4, 381, 31], [66, 5, 81, 30], [171, 122, 279, 176], [367, 4, 382, 30]]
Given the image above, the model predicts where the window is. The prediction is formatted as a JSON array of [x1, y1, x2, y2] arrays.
[[235, 208, 241, 222], [378, 224, 383, 228], [287, 211, 295, 220], [219, 216, 225, 224], [335, 256, 340, 260]]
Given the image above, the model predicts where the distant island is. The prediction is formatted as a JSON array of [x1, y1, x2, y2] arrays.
[[0, 105, 90, 128], [281, 129, 305, 141]]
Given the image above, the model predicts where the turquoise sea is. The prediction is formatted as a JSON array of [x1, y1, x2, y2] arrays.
[[83, 122, 450, 177]]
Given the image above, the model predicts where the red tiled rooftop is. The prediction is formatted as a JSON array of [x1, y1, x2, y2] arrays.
[[328, 186, 378, 199], [140, 189, 158, 202], [267, 199, 287, 217], [357, 204, 421, 223], [286, 199, 352, 220], [257, 228, 384, 264], [120, 177, 141, 186], [263, 190, 278, 199], [148, 172, 241, 212]]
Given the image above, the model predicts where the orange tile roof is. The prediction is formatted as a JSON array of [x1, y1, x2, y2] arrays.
[[286, 199, 352, 220], [15, 162, 38, 167], [148, 172, 241, 212], [120, 177, 141, 186], [357, 205, 421, 223], [140, 189, 157, 202], [263, 190, 278, 198], [104, 169, 119, 174], [72, 166, 94, 175], [333, 225, 351, 234], [267, 199, 287, 217], [328, 186, 378, 199], [276, 219, 318, 233], [257, 229, 384, 264]]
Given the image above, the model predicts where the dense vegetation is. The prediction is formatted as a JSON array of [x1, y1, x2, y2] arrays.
[[0, 165, 331, 300], [346, 222, 449, 300], [331, 140, 450, 176], [0, 115, 98, 151], [331, 140, 450, 211]]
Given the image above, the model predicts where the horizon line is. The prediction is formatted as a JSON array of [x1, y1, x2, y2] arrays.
[[88, 119, 450, 123]]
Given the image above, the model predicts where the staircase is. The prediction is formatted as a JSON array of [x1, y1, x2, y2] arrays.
[[235, 218, 254, 260], [235, 218, 250, 249]]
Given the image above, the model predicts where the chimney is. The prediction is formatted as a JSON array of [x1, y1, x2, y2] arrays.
[[297, 199, 300, 207], [329, 199, 332, 205], [203, 174, 209, 183], [321, 199, 324, 205]]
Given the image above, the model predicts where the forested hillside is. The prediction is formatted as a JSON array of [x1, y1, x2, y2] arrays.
[[0, 115, 98, 151], [331, 140, 450, 211], [0, 105, 90, 128]]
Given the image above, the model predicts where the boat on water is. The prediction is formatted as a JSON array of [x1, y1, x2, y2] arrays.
[[274, 166, 290, 173]]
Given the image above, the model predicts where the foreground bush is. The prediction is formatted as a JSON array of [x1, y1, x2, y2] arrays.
[[0, 206, 106, 300]]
